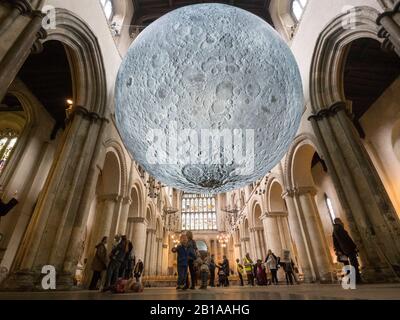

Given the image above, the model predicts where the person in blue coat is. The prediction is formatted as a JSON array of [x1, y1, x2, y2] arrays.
[[172, 233, 196, 290]]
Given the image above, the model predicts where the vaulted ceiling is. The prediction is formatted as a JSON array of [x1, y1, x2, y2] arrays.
[[130, 0, 273, 30]]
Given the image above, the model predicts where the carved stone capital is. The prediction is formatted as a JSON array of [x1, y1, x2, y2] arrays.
[[262, 211, 288, 219], [73, 106, 109, 123], [308, 101, 347, 122], [127, 216, 146, 224]]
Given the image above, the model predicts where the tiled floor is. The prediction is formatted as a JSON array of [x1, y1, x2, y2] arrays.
[[0, 284, 400, 300]]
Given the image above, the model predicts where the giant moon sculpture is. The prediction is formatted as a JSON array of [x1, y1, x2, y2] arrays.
[[115, 4, 303, 194]]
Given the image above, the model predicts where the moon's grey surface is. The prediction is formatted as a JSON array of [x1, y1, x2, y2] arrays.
[[115, 4, 303, 194]]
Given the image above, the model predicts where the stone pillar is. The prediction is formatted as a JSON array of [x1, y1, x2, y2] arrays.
[[0, 10, 46, 101], [261, 213, 283, 257], [249, 228, 258, 259], [0, 0, 32, 36], [1, 107, 108, 290], [117, 197, 131, 235], [161, 242, 169, 275], [309, 102, 400, 282], [241, 238, 250, 258], [99, 196, 117, 242], [156, 237, 163, 275], [256, 228, 266, 259], [297, 187, 334, 283], [128, 217, 147, 262], [144, 230, 151, 275], [234, 243, 241, 262], [377, 2, 400, 56], [283, 192, 315, 282], [148, 230, 157, 275]]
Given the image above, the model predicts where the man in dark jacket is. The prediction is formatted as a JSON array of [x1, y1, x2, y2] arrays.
[[186, 231, 198, 289], [102, 235, 127, 291], [209, 254, 216, 287], [221, 256, 230, 286], [89, 236, 108, 290], [333, 218, 362, 282]]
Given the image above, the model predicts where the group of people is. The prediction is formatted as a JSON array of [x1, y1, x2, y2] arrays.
[[89, 234, 144, 293], [172, 231, 231, 290], [236, 251, 299, 287]]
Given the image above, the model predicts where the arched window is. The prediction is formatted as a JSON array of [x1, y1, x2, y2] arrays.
[[291, 0, 308, 22], [0, 128, 19, 175], [100, 0, 114, 21], [181, 193, 217, 231], [324, 194, 336, 223]]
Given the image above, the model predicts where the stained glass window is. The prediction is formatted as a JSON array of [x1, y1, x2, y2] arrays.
[[0, 128, 19, 175], [325, 194, 336, 223], [292, 0, 308, 22], [181, 193, 217, 231]]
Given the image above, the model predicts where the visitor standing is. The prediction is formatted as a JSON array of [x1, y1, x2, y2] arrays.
[[209, 254, 216, 287], [265, 249, 279, 285], [236, 259, 245, 286], [102, 235, 128, 292], [172, 233, 195, 290], [244, 253, 255, 286], [89, 236, 108, 290], [333, 218, 362, 283], [254, 259, 268, 286], [186, 231, 199, 289]]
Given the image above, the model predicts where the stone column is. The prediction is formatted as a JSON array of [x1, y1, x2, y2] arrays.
[[128, 217, 147, 262], [155, 237, 161, 275], [377, 2, 400, 56], [144, 230, 151, 275], [99, 196, 117, 242], [161, 242, 169, 275], [148, 230, 157, 275], [297, 187, 334, 283], [249, 228, 258, 259], [1, 107, 108, 290], [261, 213, 283, 257], [0, 10, 46, 101], [241, 238, 250, 258], [256, 228, 266, 259], [0, 0, 32, 36], [234, 243, 241, 262], [309, 102, 400, 282], [117, 197, 131, 235], [283, 191, 315, 282]]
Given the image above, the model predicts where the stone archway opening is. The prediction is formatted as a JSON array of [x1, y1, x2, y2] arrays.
[[343, 38, 400, 217]]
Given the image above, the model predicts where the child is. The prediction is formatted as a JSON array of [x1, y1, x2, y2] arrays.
[[199, 257, 210, 289], [171, 233, 193, 290]]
